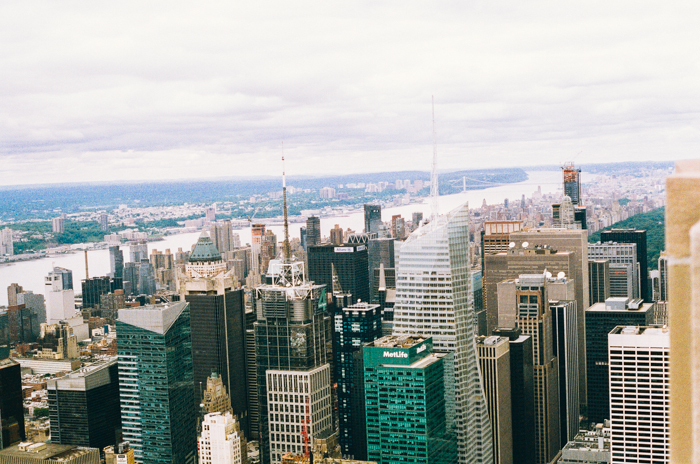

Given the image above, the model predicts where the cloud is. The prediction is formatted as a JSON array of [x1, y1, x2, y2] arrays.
[[0, 0, 698, 185]]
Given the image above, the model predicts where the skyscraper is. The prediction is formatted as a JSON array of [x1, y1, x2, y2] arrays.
[[330, 224, 343, 245], [129, 240, 148, 263], [254, 160, 333, 464], [476, 335, 513, 464], [491, 327, 535, 464], [306, 216, 321, 248], [589, 259, 611, 304], [109, 246, 124, 281], [562, 162, 581, 206], [367, 238, 395, 304], [588, 242, 640, 299], [307, 243, 369, 305], [198, 412, 247, 464], [608, 326, 669, 463], [0, 228, 12, 256], [502, 274, 561, 464], [47, 357, 121, 451], [117, 302, 197, 464], [364, 204, 382, 234], [332, 301, 382, 459], [363, 335, 455, 464], [44, 267, 75, 323], [0, 357, 24, 449], [585, 297, 655, 424], [179, 232, 248, 435], [392, 203, 493, 464], [600, 229, 649, 302]]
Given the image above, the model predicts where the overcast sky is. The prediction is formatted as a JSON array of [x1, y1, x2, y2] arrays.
[[1, 1, 697, 186]]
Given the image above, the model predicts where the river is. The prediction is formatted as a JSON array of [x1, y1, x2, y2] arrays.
[[0, 170, 561, 306]]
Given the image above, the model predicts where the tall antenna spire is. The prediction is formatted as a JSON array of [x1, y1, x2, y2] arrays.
[[430, 95, 439, 219], [282, 146, 291, 262]]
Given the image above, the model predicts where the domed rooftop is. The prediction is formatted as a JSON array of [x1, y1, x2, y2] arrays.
[[188, 231, 222, 263]]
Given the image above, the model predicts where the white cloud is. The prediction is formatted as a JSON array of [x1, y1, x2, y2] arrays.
[[0, 0, 698, 185]]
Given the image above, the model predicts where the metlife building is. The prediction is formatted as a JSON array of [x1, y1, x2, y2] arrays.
[[362, 335, 457, 464]]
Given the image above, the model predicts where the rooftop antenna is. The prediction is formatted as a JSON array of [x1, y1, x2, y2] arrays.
[[430, 95, 439, 220], [282, 146, 291, 262]]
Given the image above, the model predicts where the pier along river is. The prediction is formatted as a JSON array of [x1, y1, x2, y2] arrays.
[[0, 171, 561, 306]]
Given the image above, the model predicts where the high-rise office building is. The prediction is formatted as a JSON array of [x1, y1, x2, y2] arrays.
[[307, 243, 369, 305], [392, 203, 493, 464], [476, 335, 513, 464], [485, 246, 573, 331], [550, 299, 579, 446], [330, 224, 343, 245], [201, 372, 233, 415], [390, 214, 405, 239], [608, 326, 669, 464], [363, 335, 455, 464], [129, 241, 148, 263], [306, 216, 321, 248], [211, 220, 235, 254], [508, 228, 589, 402], [117, 302, 197, 464], [364, 204, 382, 234], [589, 259, 611, 304], [600, 229, 649, 302], [332, 302, 382, 459], [44, 268, 75, 323], [658, 251, 668, 302], [81, 276, 118, 309], [588, 243, 640, 299], [502, 274, 561, 464], [491, 327, 535, 464], [0, 357, 24, 449], [150, 248, 175, 291], [6, 284, 22, 308], [367, 238, 394, 304], [47, 357, 121, 451], [260, 230, 278, 275], [585, 297, 655, 424], [17, 291, 46, 325], [253, 251, 331, 463], [179, 232, 249, 435], [480, 221, 523, 269], [198, 412, 247, 464]]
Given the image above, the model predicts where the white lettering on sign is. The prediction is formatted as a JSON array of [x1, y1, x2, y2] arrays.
[[356, 245, 366, 251], [383, 351, 408, 359], [416, 345, 427, 353], [334, 247, 354, 253]]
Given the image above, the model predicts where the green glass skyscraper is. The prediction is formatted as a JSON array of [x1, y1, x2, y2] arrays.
[[363, 335, 454, 464], [117, 301, 196, 464]]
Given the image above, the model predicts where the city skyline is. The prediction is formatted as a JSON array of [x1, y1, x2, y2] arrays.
[[1, 1, 698, 186]]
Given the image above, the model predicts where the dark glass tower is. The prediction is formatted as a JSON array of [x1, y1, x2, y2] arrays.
[[364, 204, 382, 234], [117, 302, 196, 464], [47, 357, 121, 450], [585, 298, 655, 424], [562, 163, 581, 205], [588, 259, 610, 304], [181, 232, 249, 435], [332, 301, 382, 459], [601, 229, 649, 302], [253, 260, 331, 463], [109, 245, 124, 281], [307, 243, 369, 304], [0, 358, 24, 449], [367, 238, 394, 304], [306, 216, 321, 248]]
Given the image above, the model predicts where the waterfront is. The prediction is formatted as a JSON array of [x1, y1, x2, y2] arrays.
[[0, 170, 560, 306]]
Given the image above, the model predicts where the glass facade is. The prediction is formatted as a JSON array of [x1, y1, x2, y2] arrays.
[[392, 203, 493, 464], [117, 302, 196, 464]]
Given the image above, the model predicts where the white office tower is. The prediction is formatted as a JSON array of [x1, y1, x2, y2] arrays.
[[44, 268, 75, 323], [199, 412, 247, 464], [392, 203, 493, 464], [608, 326, 669, 464], [266, 366, 333, 459]]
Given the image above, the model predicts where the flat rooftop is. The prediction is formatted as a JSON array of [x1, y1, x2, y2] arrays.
[[372, 334, 427, 348]]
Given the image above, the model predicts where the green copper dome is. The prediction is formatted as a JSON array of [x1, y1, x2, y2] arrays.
[[188, 231, 222, 263]]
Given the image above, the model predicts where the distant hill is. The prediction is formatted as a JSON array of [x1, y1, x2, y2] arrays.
[[589, 207, 665, 270]]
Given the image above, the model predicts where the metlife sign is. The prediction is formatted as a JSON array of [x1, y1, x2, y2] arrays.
[[383, 351, 408, 359]]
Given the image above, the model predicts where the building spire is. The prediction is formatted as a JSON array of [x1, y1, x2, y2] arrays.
[[430, 96, 439, 220], [282, 147, 291, 262]]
